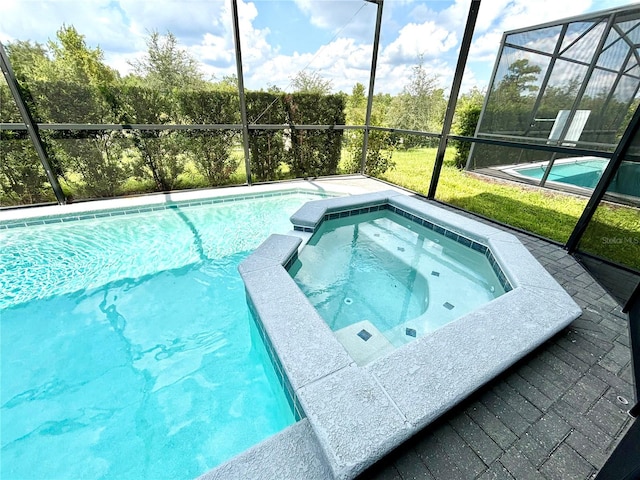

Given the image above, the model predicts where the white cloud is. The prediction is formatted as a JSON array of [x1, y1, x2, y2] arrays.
[[243, 36, 372, 92], [383, 21, 458, 64], [459, 68, 482, 95], [118, 0, 227, 43], [189, 33, 233, 64], [235, 0, 274, 65], [0, 0, 135, 52], [293, 0, 378, 40], [469, 31, 504, 63], [406, 3, 433, 23]]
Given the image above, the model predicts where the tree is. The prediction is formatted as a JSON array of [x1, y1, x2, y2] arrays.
[[0, 138, 56, 205], [480, 58, 542, 141], [266, 84, 283, 94], [177, 90, 240, 185], [245, 92, 286, 181], [283, 93, 345, 177], [387, 56, 446, 147], [0, 83, 54, 205], [498, 58, 542, 98], [128, 31, 204, 92], [123, 31, 207, 191], [290, 70, 332, 95], [2, 40, 59, 205], [211, 74, 238, 92], [47, 25, 118, 88], [343, 83, 395, 176], [345, 82, 366, 125], [3, 29, 130, 201], [119, 84, 182, 192], [4, 40, 51, 83], [451, 87, 485, 169], [45, 27, 127, 198]]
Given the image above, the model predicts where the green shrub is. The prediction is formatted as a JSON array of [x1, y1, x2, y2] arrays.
[[245, 92, 287, 181], [120, 86, 183, 191], [451, 90, 483, 169], [343, 129, 396, 176], [282, 93, 345, 177], [177, 90, 239, 185]]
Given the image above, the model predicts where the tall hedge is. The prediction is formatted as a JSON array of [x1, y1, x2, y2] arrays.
[[243, 92, 345, 181], [177, 90, 240, 185], [282, 93, 345, 178], [245, 92, 287, 182], [2, 80, 347, 204], [119, 85, 183, 192]]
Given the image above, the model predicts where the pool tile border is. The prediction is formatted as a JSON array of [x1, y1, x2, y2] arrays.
[[296, 201, 513, 294], [216, 190, 582, 480], [248, 300, 306, 422], [0, 188, 332, 229]]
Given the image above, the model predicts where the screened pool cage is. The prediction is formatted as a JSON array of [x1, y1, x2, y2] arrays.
[[467, 5, 640, 206], [1, 1, 639, 282]]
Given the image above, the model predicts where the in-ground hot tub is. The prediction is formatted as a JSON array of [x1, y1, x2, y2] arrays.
[[224, 190, 582, 480], [289, 205, 512, 365]]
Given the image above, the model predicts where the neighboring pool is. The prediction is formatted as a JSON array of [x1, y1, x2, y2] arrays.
[[507, 156, 640, 197], [515, 158, 605, 188], [290, 209, 508, 365], [0, 190, 324, 480]]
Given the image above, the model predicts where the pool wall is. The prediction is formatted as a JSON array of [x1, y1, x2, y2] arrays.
[[203, 190, 582, 480]]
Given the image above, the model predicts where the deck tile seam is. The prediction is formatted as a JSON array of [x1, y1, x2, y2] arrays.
[[477, 392, 531, 439], [447, 416, 503, 468], [493, 380, 545, 422], [465, 401, 520, 450], [568, 329, 618, 355], [554, 336, 605, 368], [505, 373, 555, 413], [536, 350, 589, 385]]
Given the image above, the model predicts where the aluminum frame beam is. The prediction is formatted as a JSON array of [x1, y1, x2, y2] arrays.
[[360, 0, 384, 174], [539, 13, 617, 187], [0, 42, 66, 204], [566, 102, 640, 253], [427, 0, 481, 199], [230, 0, 252, 185]]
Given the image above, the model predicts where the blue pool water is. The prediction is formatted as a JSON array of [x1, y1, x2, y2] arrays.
[[290, 210, 505, 358], [514, 158, 640, 197], [0, 191, 322, 480], [515, 159, 606, 188]]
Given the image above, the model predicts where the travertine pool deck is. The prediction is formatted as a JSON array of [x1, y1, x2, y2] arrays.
[[206, 188, 585, 480]]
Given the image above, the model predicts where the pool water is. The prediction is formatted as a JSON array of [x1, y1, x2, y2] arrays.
[[0, 192, 322, 480], [515, 159, 606, 188], [514, 158, 640, 197], [290, 210, 506, 364]]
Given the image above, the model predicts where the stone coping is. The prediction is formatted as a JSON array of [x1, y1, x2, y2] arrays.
[[0, 176, 374, 225], [203, 191, 582, 480]]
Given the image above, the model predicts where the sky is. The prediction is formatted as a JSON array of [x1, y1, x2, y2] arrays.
[[0, 0, 634, 95]]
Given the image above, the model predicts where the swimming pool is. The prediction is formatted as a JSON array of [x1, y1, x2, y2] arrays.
[[0, 190, 325, 479], [505, 156, 640, 198], [515, 158, 605, 188], [290, 209, 508, 364]]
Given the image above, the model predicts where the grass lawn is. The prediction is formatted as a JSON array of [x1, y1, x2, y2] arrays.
[[377, 147, 640, 271]]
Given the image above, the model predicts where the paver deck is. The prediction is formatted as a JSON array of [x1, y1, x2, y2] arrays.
[[356, 199, 635, 480]]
